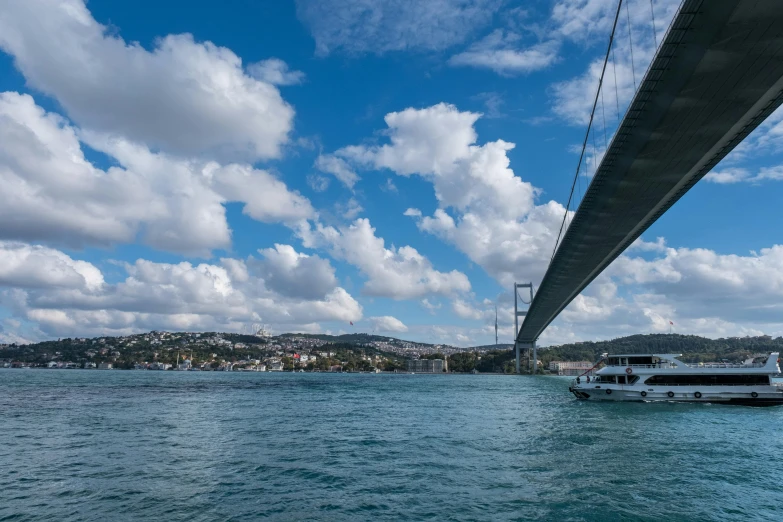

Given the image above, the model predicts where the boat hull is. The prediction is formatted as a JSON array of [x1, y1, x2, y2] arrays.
[[569, 385, 783, 406]]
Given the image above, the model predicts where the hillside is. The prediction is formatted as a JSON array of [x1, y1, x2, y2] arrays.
[[539, 334, 783, 365]]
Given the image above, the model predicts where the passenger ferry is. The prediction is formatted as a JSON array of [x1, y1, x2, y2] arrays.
[[568, 353, 783, 406]]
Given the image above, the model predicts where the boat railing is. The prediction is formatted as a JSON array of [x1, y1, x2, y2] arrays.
[[605, 362, 766, 369], [605, 363, 676, 369], [685, 363, 765, 369]]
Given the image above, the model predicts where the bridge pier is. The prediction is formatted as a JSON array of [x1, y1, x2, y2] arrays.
[[514, 282, 534, 374]]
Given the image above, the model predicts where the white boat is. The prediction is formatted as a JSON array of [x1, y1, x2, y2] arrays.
[[569, 352, 783, 406]]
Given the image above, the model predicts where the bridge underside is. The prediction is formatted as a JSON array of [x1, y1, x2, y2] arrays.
[[518, 0, 783, 344]]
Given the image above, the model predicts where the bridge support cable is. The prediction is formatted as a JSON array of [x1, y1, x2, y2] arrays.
[[550, 0, 625, 261], [626, 0, 637, 91], [650, 0, 658, 48], [519, 0, 783, 345]]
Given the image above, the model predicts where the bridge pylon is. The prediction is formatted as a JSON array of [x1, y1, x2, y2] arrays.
[[514, 282, 535, 374]]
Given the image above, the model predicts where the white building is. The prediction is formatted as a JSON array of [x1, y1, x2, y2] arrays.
[[548, 361, 593, 376]]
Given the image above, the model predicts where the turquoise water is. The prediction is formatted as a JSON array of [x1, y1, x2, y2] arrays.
[[1, 370, 782, 521]]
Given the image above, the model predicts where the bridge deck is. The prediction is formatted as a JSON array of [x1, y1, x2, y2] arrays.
[[518, 0, 783, 343]]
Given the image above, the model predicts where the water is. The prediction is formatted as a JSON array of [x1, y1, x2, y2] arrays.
[[1, 370, 782, 521]]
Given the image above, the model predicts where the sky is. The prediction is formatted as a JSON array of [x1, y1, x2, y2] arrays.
[[0, 0, 782, 347]]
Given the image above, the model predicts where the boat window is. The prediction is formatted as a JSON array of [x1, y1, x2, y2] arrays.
[[644, 374, 770, 386], [596, 375, 615, 383], [628, 375, 639, 385], [607, 357, 619, 366], [627, 356, 653, 365], [617, 375, 627, 384]]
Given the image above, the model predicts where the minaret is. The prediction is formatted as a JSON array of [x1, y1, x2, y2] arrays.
[[495, 305, 498, 347]]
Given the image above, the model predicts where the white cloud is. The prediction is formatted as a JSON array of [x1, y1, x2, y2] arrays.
[[0, 92, 312, 255], [449, 31, 559, 75], [704, 168, 751, 184], [536, 244, 783, 345], [336, 198, 364, 220], [315, 154, 360, 188], [299, 218, 471, 299], [757, 166, 783, 181], [704, 166, 783, 184], [472, 92, 505, 118], [321, 103, 565, 286], [381, 178, 398, 193], [0, 243, 362, 339], [369, 315, 408, 333], [452, 299, 486, 320], [0, 0, 294, 162], [295, 0, 503, 55], [420, 299, 441, 313], [247, 58, 305, 85], [307, 174, 331, 192], [254, 244, 338, 300], [0, 242, 104, 291], [628, 236, 666, 253]]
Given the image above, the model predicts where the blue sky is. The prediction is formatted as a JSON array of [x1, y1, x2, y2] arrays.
[[0, 0, 782, 346]]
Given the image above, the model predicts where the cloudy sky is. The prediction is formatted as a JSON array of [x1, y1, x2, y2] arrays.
[[0, 0, 781, 346]]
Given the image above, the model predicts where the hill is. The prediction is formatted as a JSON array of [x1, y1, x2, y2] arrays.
[[538, 334, 783, 365]]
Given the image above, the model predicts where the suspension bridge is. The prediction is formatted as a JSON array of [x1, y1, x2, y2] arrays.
[[515, 0, 783, 372]]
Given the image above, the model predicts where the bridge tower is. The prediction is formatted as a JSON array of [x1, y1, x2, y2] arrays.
[[514, 282, 535, 374]]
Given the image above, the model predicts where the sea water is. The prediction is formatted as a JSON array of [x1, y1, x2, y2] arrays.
[[1, 370, 782, 521]]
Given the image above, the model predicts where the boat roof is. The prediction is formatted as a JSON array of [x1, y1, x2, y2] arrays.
[[606, 354, 682, 358]]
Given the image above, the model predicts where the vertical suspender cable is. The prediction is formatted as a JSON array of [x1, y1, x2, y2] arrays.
[[601, 82, 608, 149], [550, 0, 625, 261], [612, 45, 621, 121], [626, 0, 637, 90], [650, 0, 658, 48]]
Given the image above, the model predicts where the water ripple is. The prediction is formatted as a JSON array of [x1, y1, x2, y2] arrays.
[[1, 370, 782, 521]]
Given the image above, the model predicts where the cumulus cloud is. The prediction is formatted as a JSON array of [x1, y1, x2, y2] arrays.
[[315, 154, 360, 188], [535, 244, 783, 345], [449, 31, 559, 75], [381, 178, 398, 193], [336, 198, 364, 219], [420, 299, 441, 313], [704, 168, 751, 184], [254, 244, 338, 300], [0, 0, 294, 162], [369, 315, 408, 332], [247, 58, 305, 85], [0, 243, 362, 339], [299, 218, 471, 299], [295, 0, 503, 55], [0, 92, 312, 255], [307, 174, 331, 192], [0, 242, 104, 291], [628, 236, 666, 253], [452, 299, 487, 320], [704, 166, 783, 184], [320, 103, 565, 286]]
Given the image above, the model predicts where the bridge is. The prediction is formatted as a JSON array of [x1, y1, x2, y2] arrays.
[[516, 0, 783, 368]]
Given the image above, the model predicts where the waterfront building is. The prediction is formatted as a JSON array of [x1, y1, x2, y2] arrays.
[[98, 362, 113, 370], [407, 359, 445, 373], [549, 361, 593, 376]]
